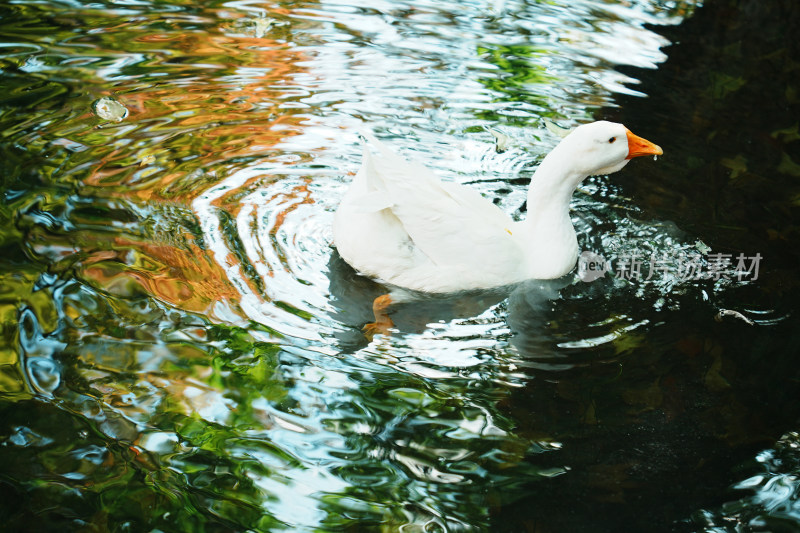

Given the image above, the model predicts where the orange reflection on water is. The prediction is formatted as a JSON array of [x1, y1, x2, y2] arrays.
[[80, 236, 246, 318], [270, 178, 314, 234], [81, 9, 312, 204], [74, 7, 323, 318]]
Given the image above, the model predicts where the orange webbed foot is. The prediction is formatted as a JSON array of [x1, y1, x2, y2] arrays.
[[363, 294, 394, 340]]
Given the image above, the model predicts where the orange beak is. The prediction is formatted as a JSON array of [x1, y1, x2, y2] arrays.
[[625, 129, 663, 159]]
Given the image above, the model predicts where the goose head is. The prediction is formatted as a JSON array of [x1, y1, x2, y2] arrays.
[[519, 121, 662, 280], [548, 120, 663, 183]]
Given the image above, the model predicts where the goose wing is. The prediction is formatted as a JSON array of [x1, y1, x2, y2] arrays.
[[355, 133, 519, 269]]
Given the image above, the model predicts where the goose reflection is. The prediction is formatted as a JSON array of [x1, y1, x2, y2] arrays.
[[327, 249, 581, 367]]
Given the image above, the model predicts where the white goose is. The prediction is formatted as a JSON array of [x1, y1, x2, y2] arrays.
[[333, 121, 661, 331]]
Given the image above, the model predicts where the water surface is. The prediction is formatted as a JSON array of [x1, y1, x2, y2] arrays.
[[2, 1, 798, 531]]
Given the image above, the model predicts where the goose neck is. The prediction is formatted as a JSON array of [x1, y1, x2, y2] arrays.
[[525, 151, 585, 220]]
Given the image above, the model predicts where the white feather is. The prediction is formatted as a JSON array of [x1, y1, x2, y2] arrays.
[[333, 121, 661, 293]]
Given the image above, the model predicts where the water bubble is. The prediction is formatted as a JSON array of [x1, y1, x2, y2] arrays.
[[487, 127, 513, 153], [92, 96, 128, 122], [26, 357, 61, 395], [251, 14, 276, 38]]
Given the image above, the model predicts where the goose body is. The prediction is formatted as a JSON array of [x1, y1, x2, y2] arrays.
[[333, 121, 661, 294]]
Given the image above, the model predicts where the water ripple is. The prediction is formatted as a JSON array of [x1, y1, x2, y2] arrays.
[[0, 0, 745, 531]]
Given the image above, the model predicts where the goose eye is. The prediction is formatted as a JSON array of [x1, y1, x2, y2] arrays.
[[608, 136, 616, 144]]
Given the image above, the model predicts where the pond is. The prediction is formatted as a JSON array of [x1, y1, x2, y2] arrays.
[[2, 0, 800, 531]]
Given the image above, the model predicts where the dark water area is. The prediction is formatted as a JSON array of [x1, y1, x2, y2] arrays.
[[1, 0, 799, 532], [594, 1, 800, 530], [611, 1, 800, 269]]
